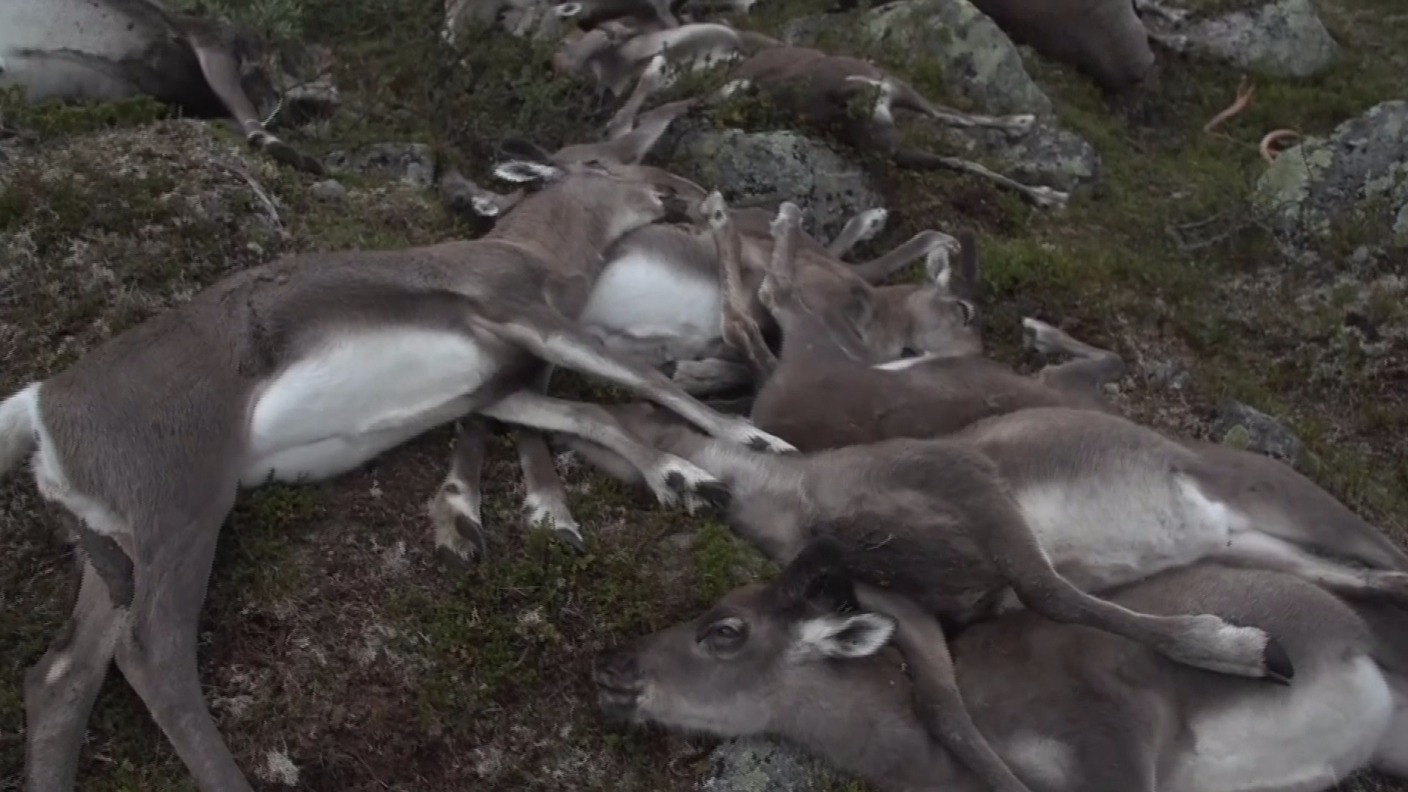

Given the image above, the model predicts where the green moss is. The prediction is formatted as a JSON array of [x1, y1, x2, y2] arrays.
[[0, 88, 173, 137]]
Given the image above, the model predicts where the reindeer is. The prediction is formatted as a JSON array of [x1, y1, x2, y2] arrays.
[[596, 546, 1408, 792], [736, 201, 1125, 451], [551, 22, 1067, 207], [0, 145, 817, 790], [561, 201, 1408, 790], [2, 0, 329, 174]]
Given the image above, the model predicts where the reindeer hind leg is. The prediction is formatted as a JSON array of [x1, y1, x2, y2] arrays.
[[25, 551, 128, 792], [428, 417, 492, 569]]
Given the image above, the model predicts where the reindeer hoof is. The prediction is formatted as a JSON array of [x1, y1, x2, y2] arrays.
[[555, 526, 589, 554], [653, 458, 724, 510], [743, 429, 797, 454], [1021, 317, 1060, 354], [1262, 638, 1295, 686], [690, 479, 733, 515]]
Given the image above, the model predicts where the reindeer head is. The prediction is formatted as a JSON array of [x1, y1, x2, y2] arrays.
[[594, 537, 900, 737], [489, 156, 694, 242], [874, 229, 982, 360]]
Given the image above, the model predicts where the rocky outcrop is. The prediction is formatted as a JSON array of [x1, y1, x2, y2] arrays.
[[674, 129, 885, 241], [1144, 0, 1339, 79], [326, 142, 437, 189], [1254, 100, 1408, 249], [864, 0, 1053, 116]]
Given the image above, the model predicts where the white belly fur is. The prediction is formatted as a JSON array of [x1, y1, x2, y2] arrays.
[[1165, 654, 1392, 792], [1013, 474, 1246, 594], [243, 328, 496, 484], [578, 251, 723, 354]]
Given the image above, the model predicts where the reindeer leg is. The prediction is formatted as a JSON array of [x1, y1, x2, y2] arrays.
[[854, 584, 1037, 792], [828, 207, 889, 258], [25, 552, 128, 792], [974, 496, 1295, 683], [428, 417, 491, 568], [850, 229, 957, 284], [607, 54, 670, 140], [1023, 317, 1126, 396], [850, 76, 1034, 136], [1217, 531, 1408, 607], [701, 192, 777, 378], [479, 390, 731, 514], [189, 41, 325, 176], [512, 367, 587, 552], [112, 498, 257, 792], [471, 307, 796, 453]]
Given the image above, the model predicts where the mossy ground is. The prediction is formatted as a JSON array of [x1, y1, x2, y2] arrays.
[[2, 0, 1406, 789]]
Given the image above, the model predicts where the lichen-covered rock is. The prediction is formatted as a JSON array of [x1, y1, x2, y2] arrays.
[[940, 121, 1101, 191], [326, 142, 437, 188], [864, 0, 1053, 116], [781, 0, 1052, 117], [674, 129, 883, 241], [700, 738, 836, 792], [1212, 400, 1310, 468], [1254, 100, 1408, 248], [443, 0, 570, 42], [1145, 0, 1339, 78]]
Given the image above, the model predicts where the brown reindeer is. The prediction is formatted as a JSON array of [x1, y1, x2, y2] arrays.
[[0, 145, 817, 791], [596, 548, 1408, 792], [552, 22, 1067, 207]]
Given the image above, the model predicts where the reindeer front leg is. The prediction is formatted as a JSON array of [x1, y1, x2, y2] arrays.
[[701, 191, 778, 378]]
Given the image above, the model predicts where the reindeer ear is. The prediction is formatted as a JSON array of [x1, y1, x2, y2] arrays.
[[492, 160, 563, 184], [793, 612, 895, 660]]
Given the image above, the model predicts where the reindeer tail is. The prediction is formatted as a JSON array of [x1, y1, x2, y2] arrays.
[[0, 383, 39, 478]]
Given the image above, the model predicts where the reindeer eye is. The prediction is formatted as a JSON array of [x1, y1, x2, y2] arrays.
[[698, 618, 748, 651]]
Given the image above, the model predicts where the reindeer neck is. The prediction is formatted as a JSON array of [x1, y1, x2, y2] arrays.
[[484, 189, 616, 275], [771, 658, 968, 792]]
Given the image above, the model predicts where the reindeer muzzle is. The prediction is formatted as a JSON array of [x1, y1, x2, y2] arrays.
[[593, 648, 644, 719]]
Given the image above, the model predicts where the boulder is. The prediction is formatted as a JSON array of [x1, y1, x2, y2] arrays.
[[939, 120, 1101, 191], [1254, 100, 1408, 249], [700, 738, 836, 792], [1143, 0, 1339, 78], [326, 142, 437, 189], [674, 129, 885, 242]]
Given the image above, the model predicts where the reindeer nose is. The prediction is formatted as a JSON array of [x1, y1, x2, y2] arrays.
[[593, 649, 641, 688]]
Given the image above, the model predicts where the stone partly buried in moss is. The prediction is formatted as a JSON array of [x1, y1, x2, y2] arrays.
[[1254, 100, 1408, 249], [702, 738, 837, 792], [1212, 399, 1311, 469], [1144, 0, 1339, 78], [783, 0, 1053, 117], [674, 128, 884, 240]]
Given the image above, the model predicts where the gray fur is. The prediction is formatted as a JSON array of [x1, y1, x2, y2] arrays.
[[597, 560, 1408, 792]]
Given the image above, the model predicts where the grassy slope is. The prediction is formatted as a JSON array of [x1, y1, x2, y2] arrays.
[[1, 0, 1406, 789]]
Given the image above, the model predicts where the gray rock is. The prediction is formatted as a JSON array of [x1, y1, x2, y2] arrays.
[[782, 0, 1052, 117], [864, 0, 1053, 116], [675, 129, 884, 241], [1254, 100, 1408, 249], [310, 179, 347, 202], [938, 120, 1101, 191], [1145, 0, 1338, 78], [326, 142, 436, 189], [1211, 400, 1308, 468], [700, 738, 835, 792]]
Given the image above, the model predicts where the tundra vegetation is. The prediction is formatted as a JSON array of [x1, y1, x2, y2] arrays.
[[0, 0, 1405, 788]]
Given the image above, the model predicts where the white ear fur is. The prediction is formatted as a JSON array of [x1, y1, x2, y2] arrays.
[[926, 247, 953, 289], [555, 2, 583, 17], [792, 613, 895, 660], [493, 160, 562, 184], [471, 196, 504, 217]]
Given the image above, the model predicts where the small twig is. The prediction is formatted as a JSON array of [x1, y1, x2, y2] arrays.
[[220, 163, 283, 230]]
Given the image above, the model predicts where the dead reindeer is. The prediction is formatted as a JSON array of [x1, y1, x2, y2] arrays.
[[2, 0, 329, 174], [575, 196, 958, 398], [597, 549, 1408, 792], [0, 148, 819, 791], [715, 202, 1122, 451], [555, 22, 1065, 207]]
